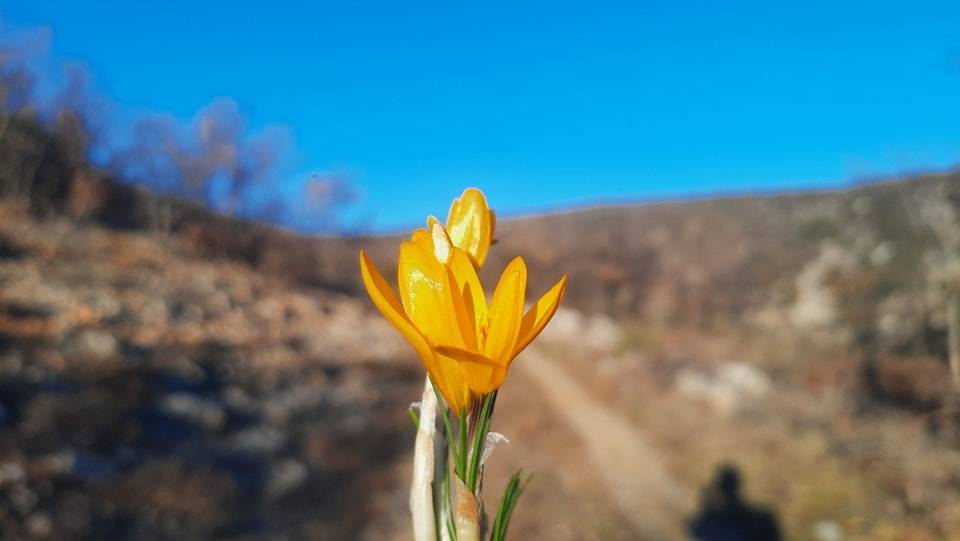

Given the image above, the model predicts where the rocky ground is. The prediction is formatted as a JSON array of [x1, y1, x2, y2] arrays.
[[0, 201, 421, 539]]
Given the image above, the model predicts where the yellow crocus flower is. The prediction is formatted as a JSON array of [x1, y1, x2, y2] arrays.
[[359, 187, 496, 413], [434, 239, 567, 396], [359, 189, 565, 410]]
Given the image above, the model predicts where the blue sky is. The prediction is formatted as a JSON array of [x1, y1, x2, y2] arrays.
[[4, 1, 960, 232]]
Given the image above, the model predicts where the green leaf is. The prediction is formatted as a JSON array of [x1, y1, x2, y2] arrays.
[[467, 391, 497, 493], [433, 422, 458, 541], [490, 471, 529, 541]]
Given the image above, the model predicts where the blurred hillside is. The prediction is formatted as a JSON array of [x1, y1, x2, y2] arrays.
[[6, 103, 957, 352], [3, 107, 960, 540]]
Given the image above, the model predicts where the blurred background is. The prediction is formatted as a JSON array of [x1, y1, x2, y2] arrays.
[[1, 2, 959, 539]]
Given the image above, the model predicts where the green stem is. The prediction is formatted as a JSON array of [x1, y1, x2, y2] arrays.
[[433, 382, 459, 461], [467, 392, 497, 493], [458, 410, 469, 480]]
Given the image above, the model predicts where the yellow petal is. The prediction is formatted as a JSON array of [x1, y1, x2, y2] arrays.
[[513, 275, 567, 360], [377, 245, 470, 413], [397, 236, 480, 412], [481, 257, 526, 391], [433, 352, 472, 415], [435, 345, 497, 366], [446, 188, 493, 268], [436, 343, 504, 395], [443, 263, 477, 351], [398, 239, 451, 340], [448, 247, 487, 343], [359, 250, 433, 365], [437, 248, 499, 394], [411, 227, 432, 245]]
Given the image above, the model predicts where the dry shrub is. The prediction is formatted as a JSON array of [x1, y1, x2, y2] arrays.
[[865, 356, 949, 412]]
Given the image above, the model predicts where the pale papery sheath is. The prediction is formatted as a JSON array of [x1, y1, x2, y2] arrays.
[[411, 376, 438, 541]]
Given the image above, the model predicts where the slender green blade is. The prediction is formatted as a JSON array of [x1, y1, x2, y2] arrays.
[[408, 406, 420, 430], [490, 471, 529, 541]]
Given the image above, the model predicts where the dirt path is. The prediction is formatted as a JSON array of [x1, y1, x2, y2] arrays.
[[516, 347, 694, 540]]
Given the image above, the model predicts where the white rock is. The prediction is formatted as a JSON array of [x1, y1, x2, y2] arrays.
[[160, 393, 226, 431], [675, 362, 771, 415], [813, 520, 844, 541], [267, 459, 307, 498], [540, 307, 621, 352], [790, 243, 856, 329]]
